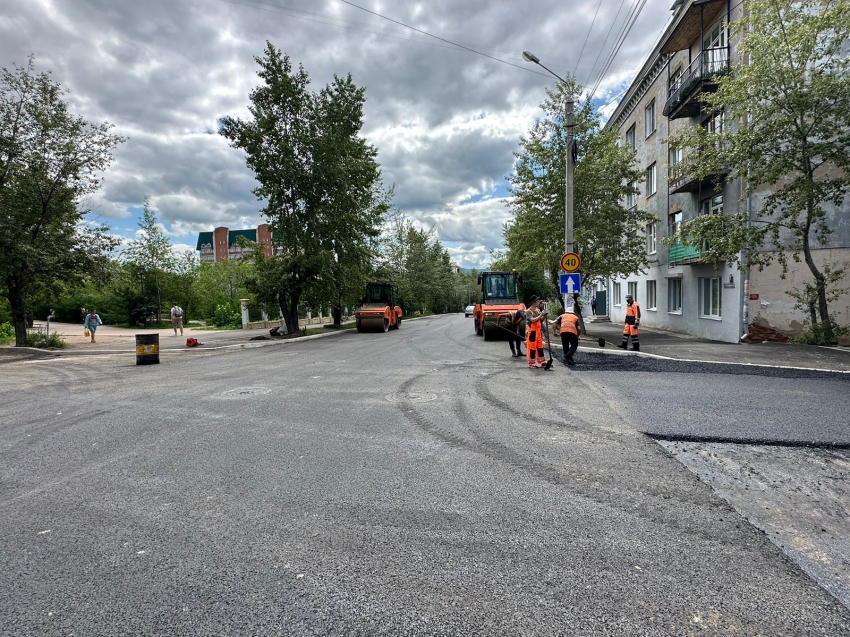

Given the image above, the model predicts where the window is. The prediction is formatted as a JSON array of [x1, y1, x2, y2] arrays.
[[627, 281, 638, 301], [699, 277, 722, 318], [668, 65, 683, 92], [646, 280, 657, 310], [613, 282, 621, 306], [626, 180, 638, 209], [646, 163, 657, 197], [669, 211, 682, 238], [645, 99, 656, 138], [667, 278, 682, 313], [669, 146, 683, 167], [646, 222, 657, 254], [625, 125, 636, 152], [701, 194, 723, 216]]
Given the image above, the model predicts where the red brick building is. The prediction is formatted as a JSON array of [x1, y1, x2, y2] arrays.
[[196, 224, 274, 263]]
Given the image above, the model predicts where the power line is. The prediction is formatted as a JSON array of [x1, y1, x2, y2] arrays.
[[573, 0, 606, 77], [336, 0, 551, 77]]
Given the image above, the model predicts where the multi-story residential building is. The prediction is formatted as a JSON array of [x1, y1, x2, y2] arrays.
[[195, 224, 274, 263], [605, 0, 849, 342]]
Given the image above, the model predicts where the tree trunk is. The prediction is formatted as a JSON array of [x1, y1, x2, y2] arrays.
[[802, 199, 833, 341], [333, 305, 342, 327], [6, 277, 28, 347], [278, 289, 300, 335]]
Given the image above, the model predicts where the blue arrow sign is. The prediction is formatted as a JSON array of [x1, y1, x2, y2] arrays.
[[559, 273, 582, 295]]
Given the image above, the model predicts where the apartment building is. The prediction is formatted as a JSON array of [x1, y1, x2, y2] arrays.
[[195, 224, 274, 263], [606, 0, 849, 342]]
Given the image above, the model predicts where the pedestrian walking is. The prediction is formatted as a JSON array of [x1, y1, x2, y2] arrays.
[[497, 308, 525, 358], [83, 309, 102, 343], [618, 294, 641, 351], [170, 302, 184, 336], [590, 296, 597, 316], [525, 296, 548, 369]]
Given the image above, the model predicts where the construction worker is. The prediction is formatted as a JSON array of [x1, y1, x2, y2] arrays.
[[618, 294, 641, 351], [497, 308, 525, 357], [525, 296, 547, 368], [551, 305, 583, 366]]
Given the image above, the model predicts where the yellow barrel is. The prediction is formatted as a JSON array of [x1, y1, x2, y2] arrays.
[[135, 334, 160, 365]]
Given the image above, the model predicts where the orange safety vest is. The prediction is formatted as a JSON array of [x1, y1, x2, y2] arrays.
[[624, 302, 641, 335], [559, 313, 580, 335]]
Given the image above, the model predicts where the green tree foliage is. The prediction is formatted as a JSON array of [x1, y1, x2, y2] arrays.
[[122, 199, 176, 324], [374, 210, 457, 313], [505, 78, 651, 291], [219, 43, 387, 334], [0, 58, 123, 346], [668, 0, 850, 341]]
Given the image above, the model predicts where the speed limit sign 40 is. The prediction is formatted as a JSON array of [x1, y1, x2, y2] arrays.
[[561, 252, 581, 273]]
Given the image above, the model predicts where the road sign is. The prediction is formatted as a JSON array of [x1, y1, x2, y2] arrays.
[[560, 252, 581, 273], [559, 273, 582, 295]]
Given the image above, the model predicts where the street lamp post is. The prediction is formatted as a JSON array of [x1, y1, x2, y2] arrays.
[[522, 51, 575, 303]]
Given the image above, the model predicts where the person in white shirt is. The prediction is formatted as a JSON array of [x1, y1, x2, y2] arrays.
[[170, 302, 184, 336]]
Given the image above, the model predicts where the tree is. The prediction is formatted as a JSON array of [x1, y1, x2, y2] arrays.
[[122, 198, 176, 325], [505, 78, 652, 292], [219, 42, 387, 335], [668, 0, 850, 342], [0, 58, 123, 346]]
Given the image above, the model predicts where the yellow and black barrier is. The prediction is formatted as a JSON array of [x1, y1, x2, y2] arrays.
[[135, 334, 160, 365]]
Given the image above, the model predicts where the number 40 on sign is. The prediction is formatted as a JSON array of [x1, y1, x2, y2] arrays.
[[560, 252, 581, 272]]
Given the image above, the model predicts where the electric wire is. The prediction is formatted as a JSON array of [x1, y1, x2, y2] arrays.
[[336, 0, 552, 77], [573, 0, 606, 77], [587, 0, 650, 102]]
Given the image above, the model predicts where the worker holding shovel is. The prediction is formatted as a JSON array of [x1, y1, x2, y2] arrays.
[[524, 296, 548, 369]]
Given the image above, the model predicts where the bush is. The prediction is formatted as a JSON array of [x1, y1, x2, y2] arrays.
[[0, 322, 14, 344], [212, 304, 242, 329], [790, 319, 849, 346], [26, 332, 67, 349]]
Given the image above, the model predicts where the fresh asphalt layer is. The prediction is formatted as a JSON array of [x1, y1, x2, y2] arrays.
[[2, 313, 849, 632]]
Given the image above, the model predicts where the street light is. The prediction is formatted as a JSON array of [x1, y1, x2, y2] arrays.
[[523, 51, 575, 300]]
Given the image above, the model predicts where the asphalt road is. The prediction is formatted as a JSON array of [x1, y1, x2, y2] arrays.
[[1, 314, 849, 636]]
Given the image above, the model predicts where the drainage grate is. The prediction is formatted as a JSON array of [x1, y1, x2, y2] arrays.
[[386, 392, 438, 403]]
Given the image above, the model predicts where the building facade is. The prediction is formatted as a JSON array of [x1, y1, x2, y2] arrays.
[[605, 0, 849, 343], [195, 224, 274, 263]]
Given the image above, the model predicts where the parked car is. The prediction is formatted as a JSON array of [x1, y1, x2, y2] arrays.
[[464, 305, 475, 317]]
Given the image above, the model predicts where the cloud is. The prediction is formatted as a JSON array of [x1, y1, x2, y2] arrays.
[[1, 0, 672, 269]]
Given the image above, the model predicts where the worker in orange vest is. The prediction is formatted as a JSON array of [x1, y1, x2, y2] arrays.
[[551, 305, 583, 366], [525, 296, 547, 368], [618, 294, 641, 351]]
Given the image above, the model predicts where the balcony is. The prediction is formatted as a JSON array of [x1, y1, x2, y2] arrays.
[[668, 160, 727, 195], [668, 241, 702, 265], [663, 48, 729, 119]]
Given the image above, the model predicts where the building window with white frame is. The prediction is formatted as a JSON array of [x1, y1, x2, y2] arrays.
[[627, 281, 638, 301], [699, 276, 722, 318], [646, 221, 657, 254], [625, 180, 638, 209], [667, 278, 682, 313], [626, 124, 636, 152], [669, 210, 682, 238], [613, 282, 621, 306], [645, 99, 656, 138], [646, 163, 657, 197], [701, 194, 723, 216], [646, 280, 657, 310]]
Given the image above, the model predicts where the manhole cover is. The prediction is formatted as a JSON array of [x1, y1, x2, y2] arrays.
[[221, 387, 272, 398], [386, 392, 438, 403]]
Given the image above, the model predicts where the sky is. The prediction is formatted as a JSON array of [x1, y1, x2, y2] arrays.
[[1, 0, 674, 269]]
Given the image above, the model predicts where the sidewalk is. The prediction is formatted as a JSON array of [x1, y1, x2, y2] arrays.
[[0, 321, 341, 360], [578, 318, 850, 373]]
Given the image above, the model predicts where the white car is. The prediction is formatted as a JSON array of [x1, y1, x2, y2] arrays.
[[464, 305, 475, 317]]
